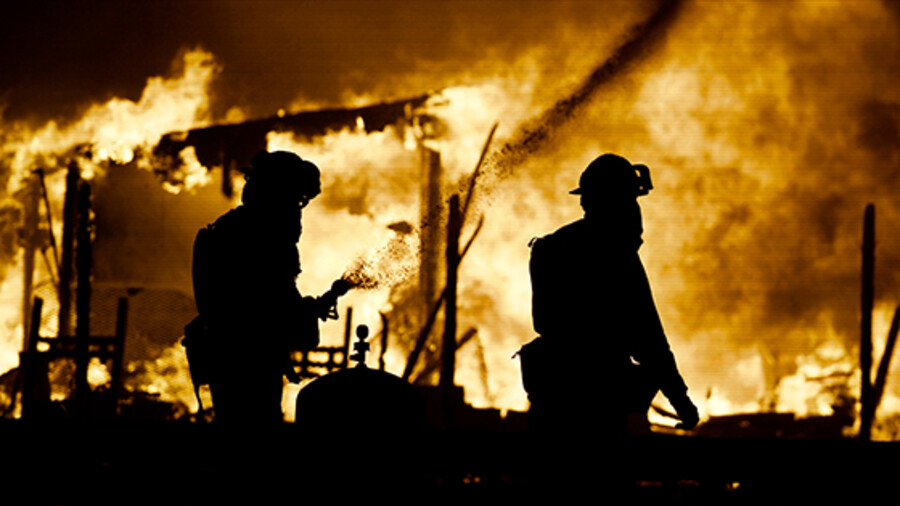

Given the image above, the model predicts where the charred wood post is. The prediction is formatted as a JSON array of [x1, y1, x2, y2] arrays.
[[860, 204, 875, 441], [402, 125, 494, 383], [419, 147, 444, 377], [58, 162, 80, 338], [74, 182, 93, 418], [20, 173, 39, 347], [20, 297, 48, 419], [342, 306, 353, 369], [441, 194, 462, 427]]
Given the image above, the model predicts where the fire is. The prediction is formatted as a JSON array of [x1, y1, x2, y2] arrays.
[[2, 48, 218, 192], [0, 47, 220, 414], [1, 1, 899, 438], [261, 84, 546, 411], [161, 146, 212, 194], [0, 253, 26, 374], [625, 0, 900, 428]]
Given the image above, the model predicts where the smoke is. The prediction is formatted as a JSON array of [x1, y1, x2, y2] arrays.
[[3, 0, 900, 426], [478, 0, 683, 193], [281, 0, 685, 297], [355, 0, 900, 415], [613, 0, 900, 413], [257, 0, 900, 415], [0, 1, 665, 125]]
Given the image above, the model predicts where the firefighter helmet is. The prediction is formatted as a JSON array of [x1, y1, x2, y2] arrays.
[[242, 150, 321, 206], [570, 153, 653, 198]]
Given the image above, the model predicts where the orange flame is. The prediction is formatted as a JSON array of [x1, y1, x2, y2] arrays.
[[2, 2, 900, 439]]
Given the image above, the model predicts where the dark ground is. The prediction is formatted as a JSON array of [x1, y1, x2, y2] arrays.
[[1, 420, 895, 504]]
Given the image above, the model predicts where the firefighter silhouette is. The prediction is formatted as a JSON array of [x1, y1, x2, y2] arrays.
[[522, 153, 699, 436], [190, 150, 347, 423]]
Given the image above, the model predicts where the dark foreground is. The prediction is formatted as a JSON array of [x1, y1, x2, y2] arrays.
[[1, 420, 895, 504]]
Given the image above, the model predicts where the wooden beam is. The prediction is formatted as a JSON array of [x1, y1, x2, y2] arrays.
[[58, 162, 80, 338], [441, 194, 461, 393], [21, 174, 39, 350], [74, 182, 92, 417], [860, 204, 875, 441], [20, 297, 44, 420]]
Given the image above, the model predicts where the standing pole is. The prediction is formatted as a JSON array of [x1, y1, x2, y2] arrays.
[[441, 195, 461, 389], [419, 148, 444, 370], [440, 194, 462, 428], [342, 306, 354, 369], [20, 298, 44, 420], [58, 163, 79, 338], [860, 204, 875, 441], [21, 173, 39, 350], [74, 182, 93, 418]]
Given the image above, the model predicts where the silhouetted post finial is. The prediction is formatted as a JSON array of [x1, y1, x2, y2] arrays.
[[351, 325, 370, 368]]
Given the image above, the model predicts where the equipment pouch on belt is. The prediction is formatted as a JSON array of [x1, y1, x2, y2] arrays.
[[514, 336, 564, 402], [182, 315, 213, 404]]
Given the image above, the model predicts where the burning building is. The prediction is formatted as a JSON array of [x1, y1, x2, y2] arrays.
[[1, 0, 900, 445]]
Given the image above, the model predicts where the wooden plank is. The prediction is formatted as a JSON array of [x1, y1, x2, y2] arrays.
[[860, 204, 875, 440]]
